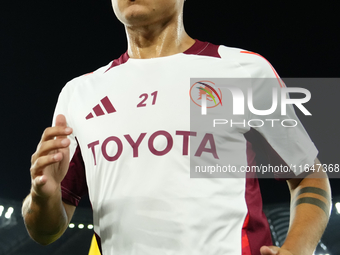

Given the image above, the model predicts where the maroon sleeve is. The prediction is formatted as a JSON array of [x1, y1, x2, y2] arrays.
[[61, 143, 88, 206], [244, 128, 297, 179]]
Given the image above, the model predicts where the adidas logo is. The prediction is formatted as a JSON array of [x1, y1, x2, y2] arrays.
[[86, 96, 116, 120]]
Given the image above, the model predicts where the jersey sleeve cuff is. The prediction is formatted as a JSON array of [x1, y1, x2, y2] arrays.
[[61, 185, 81, 206]]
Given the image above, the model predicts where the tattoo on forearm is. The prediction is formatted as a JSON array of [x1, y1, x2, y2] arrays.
[[294, 187, 330, 201], [293, 187, 330, 216], [294, 197, 329, 216]]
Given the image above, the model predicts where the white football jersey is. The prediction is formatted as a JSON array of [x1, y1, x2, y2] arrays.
[[53, 40, 318, 255]]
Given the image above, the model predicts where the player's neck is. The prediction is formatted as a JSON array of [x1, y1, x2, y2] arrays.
[[125, 18, 195, 59]]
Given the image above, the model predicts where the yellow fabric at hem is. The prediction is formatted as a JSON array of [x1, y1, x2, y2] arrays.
[[88, 234, 101, 255]]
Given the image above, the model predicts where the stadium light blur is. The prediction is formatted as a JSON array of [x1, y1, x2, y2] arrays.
[[69, 223, 75, 229], [78, 224, 84, 229], [0, 206, 4, 217], [335, 202, 340, 214], [4, 207, 14, 219]]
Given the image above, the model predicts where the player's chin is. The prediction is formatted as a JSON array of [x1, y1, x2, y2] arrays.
[[120, 7, 155, 26]]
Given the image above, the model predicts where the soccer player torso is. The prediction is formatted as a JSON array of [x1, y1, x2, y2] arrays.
[[56, 41, 316, 255]]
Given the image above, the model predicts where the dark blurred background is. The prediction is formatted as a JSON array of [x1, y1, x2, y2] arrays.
[[0, 0, 339, 254]]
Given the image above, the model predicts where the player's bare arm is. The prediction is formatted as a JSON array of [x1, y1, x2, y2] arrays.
[[22, 114, 76, 245], [260, 158, 331, 255]]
